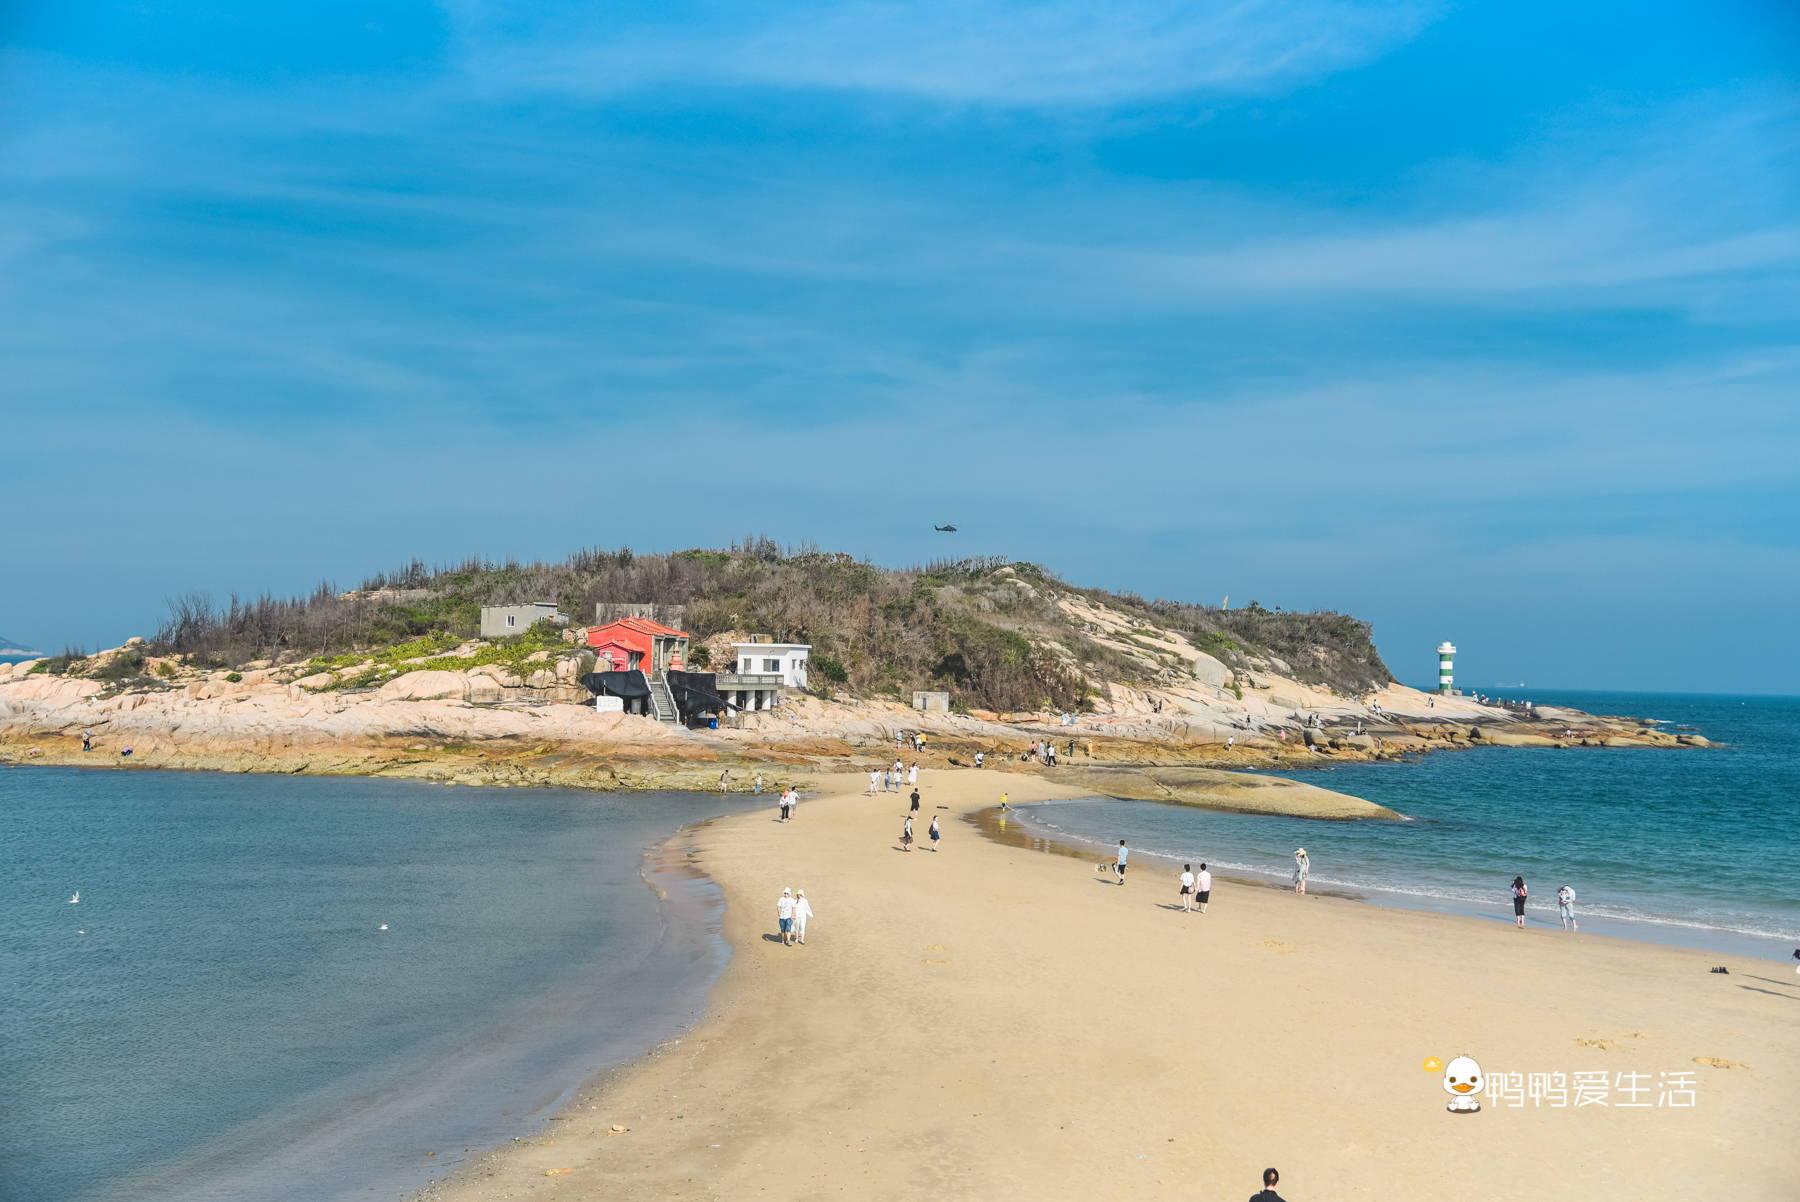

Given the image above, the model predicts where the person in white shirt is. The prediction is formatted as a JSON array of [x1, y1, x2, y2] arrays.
[[1196, 863, 1212, 914], [893, 759, 904, 788], [928, 815, 941, 851], [778, 789, 793, 822], [974, 751, 985, 769], [776, 888, 797, 946], [793, 890, 814, 944], [901, 815, 914, 851], [907, 763, 918, 786], [1179, 864, 1196, 912], [1557, 884, 1577, 931], [867, 769, 879, 795]]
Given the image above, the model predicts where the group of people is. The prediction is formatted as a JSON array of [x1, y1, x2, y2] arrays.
[[776, 786, 801, 822], [773, 887, 814, 946], [896, 731, 927, 753], [899, 813, 941, 851], [1511, 877, 1580, 931], [866, 762, 920, 793]]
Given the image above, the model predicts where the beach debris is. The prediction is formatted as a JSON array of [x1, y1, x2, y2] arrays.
[[606, 1124, 630, 1135], [545, 1167, 572, 1176], [69, 891, 79, 904], [1260, 939, 1297, 955], [378, 924, 389, 931], [1576, 1038, 1616, 1051], [1693, 1056, 1749, 1070]]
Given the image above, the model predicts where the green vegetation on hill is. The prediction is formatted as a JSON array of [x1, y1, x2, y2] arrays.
[[137, 541, 1393, 710]]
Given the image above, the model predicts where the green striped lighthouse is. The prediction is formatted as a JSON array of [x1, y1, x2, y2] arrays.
[[1437, 642, 1456, 694]]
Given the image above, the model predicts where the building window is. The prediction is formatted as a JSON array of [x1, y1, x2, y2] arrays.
[[764, 658, 780, 673], [506, 615, 516, 627]]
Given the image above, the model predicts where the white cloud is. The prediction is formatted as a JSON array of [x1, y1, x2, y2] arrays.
[[451, 0, 1438, 105]]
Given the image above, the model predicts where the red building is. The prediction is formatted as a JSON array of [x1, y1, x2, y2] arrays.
[[586, 617, 690, 676]]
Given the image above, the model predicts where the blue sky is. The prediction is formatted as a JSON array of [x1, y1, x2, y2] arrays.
[[3, 1, 1796, 692]]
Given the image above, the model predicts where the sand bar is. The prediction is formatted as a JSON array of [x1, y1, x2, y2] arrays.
[[417, 768, 1794, 1200]]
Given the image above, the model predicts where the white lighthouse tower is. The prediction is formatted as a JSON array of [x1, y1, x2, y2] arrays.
[[1437, 642, 1456, 695]]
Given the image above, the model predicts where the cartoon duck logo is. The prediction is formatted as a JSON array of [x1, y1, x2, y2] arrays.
[[1443, 1054, 1483, 1114]]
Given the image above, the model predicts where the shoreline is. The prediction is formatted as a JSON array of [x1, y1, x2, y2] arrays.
[[409, 768, 1798, 1202], [981, 799, 1797, 961]]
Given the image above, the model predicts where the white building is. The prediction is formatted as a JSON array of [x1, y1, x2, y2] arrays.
[[731, 642, 810, 689]]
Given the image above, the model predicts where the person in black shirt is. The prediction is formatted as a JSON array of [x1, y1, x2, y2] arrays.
[[1249, 1166, 1288, 1202], [909, 788, 921, 812]]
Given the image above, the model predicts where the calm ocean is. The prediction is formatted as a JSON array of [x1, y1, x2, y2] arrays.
[[1010, 691, 1800, 961], [0, 770, 762, 1202]]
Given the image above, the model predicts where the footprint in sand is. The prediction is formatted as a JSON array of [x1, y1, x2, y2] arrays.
[[922, 959, 949, 965], [1260, 939, 1296, 955], [1576, 1038, 1616, 1051], [1693, 1056, 1749, 1070]]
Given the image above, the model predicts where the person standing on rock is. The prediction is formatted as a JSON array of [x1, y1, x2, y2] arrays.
[[82, 729, 92, 752]]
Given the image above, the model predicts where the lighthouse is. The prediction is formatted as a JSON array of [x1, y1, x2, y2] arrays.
[[1437, 642, 1456, 694]]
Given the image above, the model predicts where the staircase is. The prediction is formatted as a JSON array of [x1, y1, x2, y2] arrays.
[[648, 674, 679, 724]]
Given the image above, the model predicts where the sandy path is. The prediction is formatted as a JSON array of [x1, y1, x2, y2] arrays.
[[418, 770, 1798, 1201]]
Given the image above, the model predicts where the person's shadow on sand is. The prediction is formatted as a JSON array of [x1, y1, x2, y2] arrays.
[[761, 934, 786, 944]]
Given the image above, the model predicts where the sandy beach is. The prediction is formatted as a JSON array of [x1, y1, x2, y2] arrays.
[[415, 769, 1797, 1201]]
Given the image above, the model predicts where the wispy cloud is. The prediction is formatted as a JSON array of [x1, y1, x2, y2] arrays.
[[449, 0, 1439, 105]]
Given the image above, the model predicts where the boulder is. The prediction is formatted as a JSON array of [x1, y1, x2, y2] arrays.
[[374, 671, 470, 702], [294, 672, 334, 690], [1189, 652, 1232, 689], [526, 668, 558, 689], [1677, 734, 1712, 747], [466, 674, 508, 704]]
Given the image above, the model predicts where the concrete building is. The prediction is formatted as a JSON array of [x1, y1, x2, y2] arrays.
[[912, 691, 950, 713], [731, 641, 810, 689], [480, 602, 567, 639], [587, 618, 690, 676]]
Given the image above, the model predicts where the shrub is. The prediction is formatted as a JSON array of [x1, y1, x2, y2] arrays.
[[811, 654, 849, 683], [224, 672, 243, 683]]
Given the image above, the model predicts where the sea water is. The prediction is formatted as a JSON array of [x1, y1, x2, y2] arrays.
[[1009, 691, 1800, 960], [0, 769, 762, 1202]]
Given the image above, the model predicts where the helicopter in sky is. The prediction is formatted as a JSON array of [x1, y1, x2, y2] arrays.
[[933, 524, 958, 532]]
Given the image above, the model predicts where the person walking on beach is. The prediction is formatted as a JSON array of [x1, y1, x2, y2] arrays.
[[776, 888, 797, 947], [893, 758, 904, 787], [1557, 884, 1577, 931], [909, 787, 921, 813], [793, 889, 814, 944], [1511, 876, 1529, 927], [1293, 848, 1309, 895], [719, 770, 730, 794], [907, 762, 918, 787], [1196, 863, 1212, 913], [1115, 840, 1129, 885], [1249, 1166, 1288, 1202], [754, 773, 763, 795], [778, 789, 793, 822], [901, 816, 915, 851], [867, 768, 880, 796], [786, 788, 798, 820], [929, 815, 941, 851], [1180, 864, 1195, 912]]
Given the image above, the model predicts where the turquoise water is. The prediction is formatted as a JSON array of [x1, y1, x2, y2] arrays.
[[0, 769, 760, 1202], [1012, 692, 1800, 960]]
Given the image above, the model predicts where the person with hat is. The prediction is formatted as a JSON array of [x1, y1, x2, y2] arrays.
[[1293, 848, 1309, 895]]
